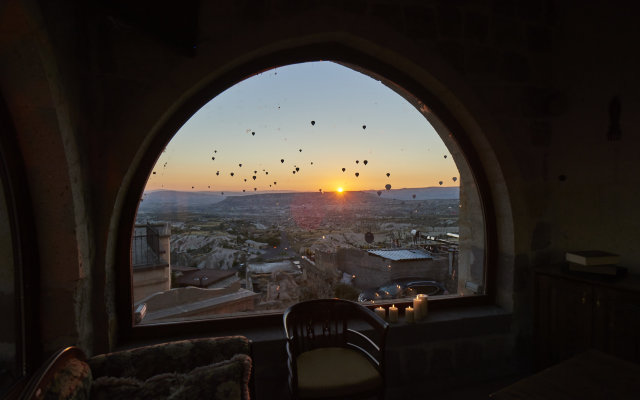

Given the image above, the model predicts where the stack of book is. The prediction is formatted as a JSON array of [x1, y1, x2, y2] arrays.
[[566, 251, 622, 276]]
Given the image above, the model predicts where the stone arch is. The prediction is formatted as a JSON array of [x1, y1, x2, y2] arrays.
[[108, 32, 515, 344]]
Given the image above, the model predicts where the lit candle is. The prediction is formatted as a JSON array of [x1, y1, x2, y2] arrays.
[[405, 306, 414, 323], [375, 306, 386, 320], [418, 294, 429, 318], [388, 304, 398, 323], [413, 296, 423, 320]]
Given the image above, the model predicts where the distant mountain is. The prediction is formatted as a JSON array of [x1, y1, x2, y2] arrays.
[[363, 186, 459, 200], [139, 187, 459, 214]]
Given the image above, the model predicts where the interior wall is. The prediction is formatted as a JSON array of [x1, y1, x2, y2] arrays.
[[3, 0, 638, 374]]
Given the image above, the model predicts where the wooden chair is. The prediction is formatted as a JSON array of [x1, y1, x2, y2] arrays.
[[283, 299, 389, 399]]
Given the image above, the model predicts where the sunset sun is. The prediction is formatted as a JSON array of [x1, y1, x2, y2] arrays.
[[337, 187, 343, 193]]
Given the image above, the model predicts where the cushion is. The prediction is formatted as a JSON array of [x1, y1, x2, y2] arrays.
[[42, 358, 92, 400], [296, 347, 382, 398], [88, 336, 250, 381], [90, 353, 251, 400]]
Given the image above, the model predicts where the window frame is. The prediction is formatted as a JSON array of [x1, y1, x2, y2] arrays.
[[115, 43, 497, 342]]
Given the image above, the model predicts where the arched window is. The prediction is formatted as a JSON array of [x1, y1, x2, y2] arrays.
[[129, 61, 488, 325]]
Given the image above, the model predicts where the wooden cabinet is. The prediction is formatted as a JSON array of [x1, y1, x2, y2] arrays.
[[535, 267, 640, 369]]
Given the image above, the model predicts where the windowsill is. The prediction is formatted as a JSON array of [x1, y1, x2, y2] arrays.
[[122, 304, 511, 349]]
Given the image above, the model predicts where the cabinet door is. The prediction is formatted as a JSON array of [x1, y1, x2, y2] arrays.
[[595, 287, 640, 363], [536, 275, 593, 368]]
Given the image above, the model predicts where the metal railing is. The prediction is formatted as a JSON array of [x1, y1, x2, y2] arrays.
[[132, 224, 160, 266]]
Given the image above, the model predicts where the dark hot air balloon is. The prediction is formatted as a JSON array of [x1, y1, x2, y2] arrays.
[[439, 181, 443, 185], [452, 177, 457, 182], [386, 172, 390, 177], [412, 194, 416, 199], [281, 159, 284, 163], [385, 184, 391, 191], [252, 176, 256, 180], [311, 121, 315, 126], [377, 191, 382, 196], [363, 160, 368, 165], [355, 172, 359, 177], [342, 168, 346, 172]]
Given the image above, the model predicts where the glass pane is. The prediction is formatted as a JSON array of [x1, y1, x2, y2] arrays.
[[132, 61, 485, 324]]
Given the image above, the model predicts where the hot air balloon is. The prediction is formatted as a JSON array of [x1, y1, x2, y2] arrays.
[[362, 125, 366, 129], [412, 194, 416, 199], [452, 177, 457, 182], [386, 172, 390, 178], [152, 171, 156, 174], [355, 172, 359, 177], [274, 181, 277, 185], [295, 167, 299, 172], [221, 192, 224, 195], [214, 150, 217, 153], [239, 163, 242, 167], [377, 191, 382, 196], [252, 176, 256, 180], [363, 160, 368, 165], [211, 157, 215, 160], [355, 160, 359, 164], [311, 121, 315, 126], [292, 171, 296, 174], [252, 131, 255, 136], [439, 181, 443, 185], [265, 171, 269, 175], [254, 188, 257, 191], [244, 179, 247, 182], [342, 168, 346, 172], [319, 189, 322, 193], [230, 172, 234, 176], [281, 159, 285, 163], [243, 189, 245, 192], [444, 155, 447, 159], [216, 171, 219, 176], [299, 149, 302, 152], [385, 184, 391, 191]]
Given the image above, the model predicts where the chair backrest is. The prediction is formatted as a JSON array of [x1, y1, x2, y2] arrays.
[[283, 299, 389, 374]]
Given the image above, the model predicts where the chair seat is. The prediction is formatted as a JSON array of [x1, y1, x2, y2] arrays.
[[296, 347, 382, 399]]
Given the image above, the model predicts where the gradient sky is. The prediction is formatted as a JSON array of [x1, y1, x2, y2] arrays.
[[144, 61, 460, 193]]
